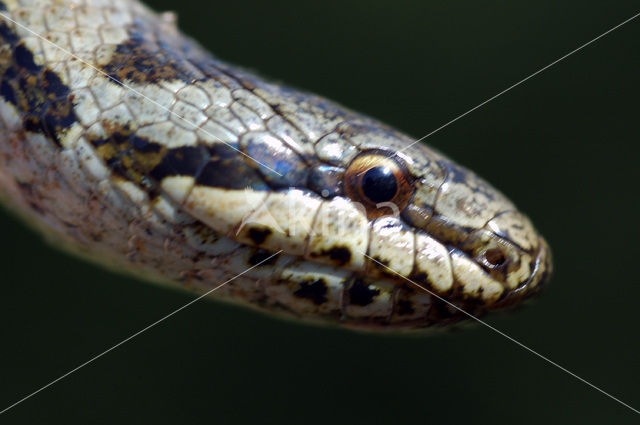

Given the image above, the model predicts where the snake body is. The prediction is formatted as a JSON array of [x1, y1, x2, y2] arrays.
[[0, 0, 551, 331]]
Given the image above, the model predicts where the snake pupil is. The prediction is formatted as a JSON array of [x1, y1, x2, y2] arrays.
[[362, 166, 397, 203]]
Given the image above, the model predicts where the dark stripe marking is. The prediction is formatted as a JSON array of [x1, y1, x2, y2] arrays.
[[0, 22, 78, 146], [195, 144, 267, 190], [149, 144, 209, 181]]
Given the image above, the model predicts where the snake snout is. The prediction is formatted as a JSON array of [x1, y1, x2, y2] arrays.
[[489, 235, 553, 309], [460, 212, 552, 306], [399, 153, 552, 311]]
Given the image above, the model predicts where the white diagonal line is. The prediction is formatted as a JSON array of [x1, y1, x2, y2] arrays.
[[398, 11, 640, 154], [0, 250, 283, 415], [363, 252, 640, 415], [0, 12, 283, 177]]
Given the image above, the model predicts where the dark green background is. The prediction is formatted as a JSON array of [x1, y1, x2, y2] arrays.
[[1, 0, 638, 423]]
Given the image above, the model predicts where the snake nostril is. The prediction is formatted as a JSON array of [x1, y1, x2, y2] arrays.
[[483, 248, 507, 268]]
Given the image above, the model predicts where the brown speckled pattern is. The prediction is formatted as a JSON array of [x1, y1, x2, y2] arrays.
[[0, 0, 551, 332]]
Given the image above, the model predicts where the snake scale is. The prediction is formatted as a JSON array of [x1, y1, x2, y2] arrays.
[[0, 0, 551, 331]]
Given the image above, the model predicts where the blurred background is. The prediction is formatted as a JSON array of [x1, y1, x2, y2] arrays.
[[0, 0, 638, 423]]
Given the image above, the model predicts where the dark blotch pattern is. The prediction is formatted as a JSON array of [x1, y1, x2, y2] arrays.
[[310, 246, 352, 266], [293, 279, 328, 305], [409, 272, 432, 287], [100, 7, 260, 91], [101, 18, 203, 85], [348, 279, 380, 306], [42, 70, 69, 99], [131, 135, 162, 153], [0, 80, 15, 104], [371, 255, 391, 271], [326, 246, 351, 265], [0, 22, 17, 45], [40, 99, 76, 144], [396, 299, 415, 316], [90, 128, 167, 189], [0, 23, 78, 147], [428, 299, 463, 323], [247, 227, 272, 245], [13, 44, 38, 71]]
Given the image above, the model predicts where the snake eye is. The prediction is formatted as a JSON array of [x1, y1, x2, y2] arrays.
[[344, 152, 413, 218]]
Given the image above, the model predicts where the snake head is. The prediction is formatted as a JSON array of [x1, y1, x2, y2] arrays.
[[179, 117, 552, 328], [400, 157, 553, 309]]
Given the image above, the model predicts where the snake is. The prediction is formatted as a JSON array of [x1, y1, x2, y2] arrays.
[[0, 0, 551, 332]]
